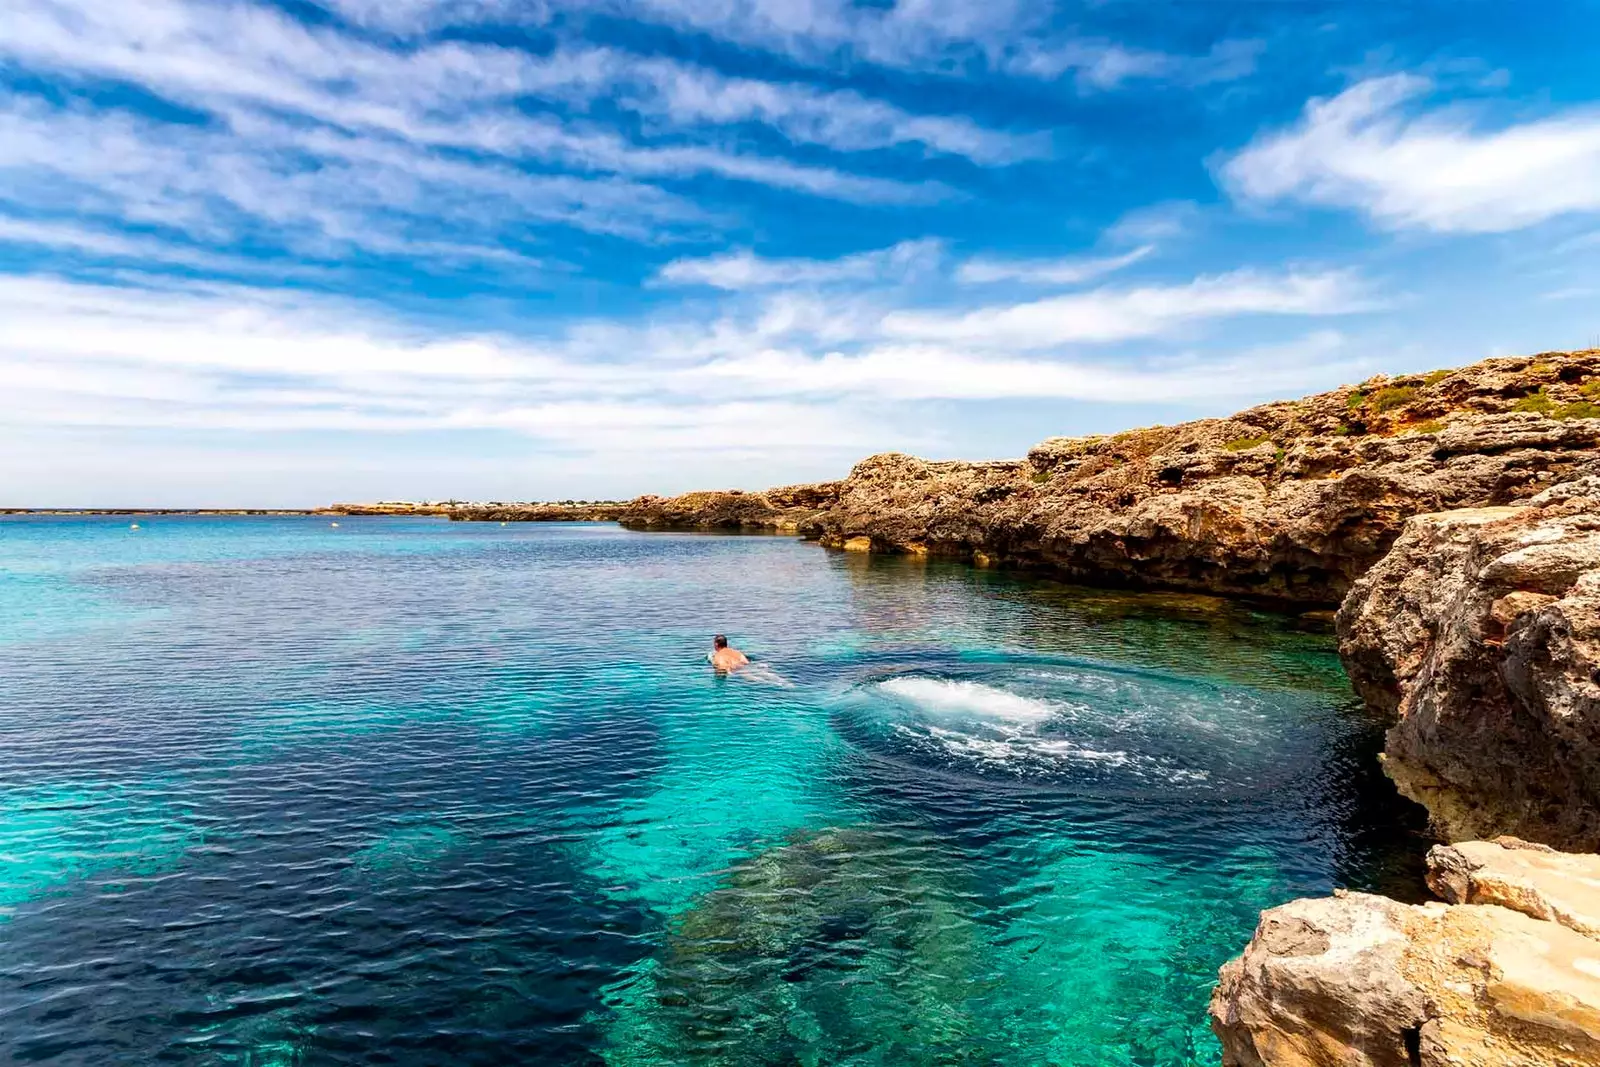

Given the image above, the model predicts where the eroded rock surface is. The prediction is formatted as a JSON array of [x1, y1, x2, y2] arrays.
[[816, 353, 1600, 604], [1211, 840, 1600, 1067], [618, 481, 843, 534], [608, 351, 1600, 605], [449, 502, 627, 521], [1337, 472, 1600, 849]]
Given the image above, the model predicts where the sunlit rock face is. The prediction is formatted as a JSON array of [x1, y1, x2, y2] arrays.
[[619, 482, 843, 534], [1338, 472, 1600, 850], [616, 350, 1600, 606], [1210, 838, 1600, 1067]]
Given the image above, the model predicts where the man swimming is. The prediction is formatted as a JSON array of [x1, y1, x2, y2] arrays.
[[709, 634, 749, 673]]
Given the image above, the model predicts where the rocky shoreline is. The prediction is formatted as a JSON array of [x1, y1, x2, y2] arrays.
[[590, 348, 1600, 1065], [610, 350, 1600, 607], [1210, 471, 1600, 1065], [318, 349, 1600, 1062]]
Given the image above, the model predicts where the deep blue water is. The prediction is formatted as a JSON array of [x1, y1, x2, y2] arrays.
[[0, 515, 1426, 1065]]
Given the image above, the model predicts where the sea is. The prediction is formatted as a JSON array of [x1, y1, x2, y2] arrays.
[[0, 515, 1428, 1065]]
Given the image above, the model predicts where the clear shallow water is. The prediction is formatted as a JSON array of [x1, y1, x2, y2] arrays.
[[0, 516, 1427, 1065]]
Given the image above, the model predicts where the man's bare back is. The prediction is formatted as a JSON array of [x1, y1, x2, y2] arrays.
[[709, 634, 748, 672]]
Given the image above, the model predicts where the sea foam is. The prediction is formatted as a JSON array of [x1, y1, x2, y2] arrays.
[[876, 677, 1058, 724]]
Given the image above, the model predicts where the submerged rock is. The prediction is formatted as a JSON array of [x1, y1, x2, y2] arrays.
[[1210, 838, 1600, 1067], [600, 826, 985, 1066], [1337, 471, 1600, 849]]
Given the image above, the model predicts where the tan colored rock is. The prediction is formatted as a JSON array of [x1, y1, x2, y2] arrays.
[[1337, 474, 1600, 849], [617, 482, 842, 534], [1212, 839, 1600, 1067], [814, 352, 1600, 605], [1428, 839, 1600, 938], [625, 350, 1600, 605], [449, 502, 627, 521], [1210, 892, 1428, 1067]]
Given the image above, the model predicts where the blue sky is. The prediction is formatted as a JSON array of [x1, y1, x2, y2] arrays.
[[3, 0, 1600, 506]]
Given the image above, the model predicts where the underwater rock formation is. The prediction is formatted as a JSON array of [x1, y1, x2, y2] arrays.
[[611, 350, 1600, 606], [601, 826, 986, 1065], [1210, 838, 1600, 1067], [1338, 471, 1600, 850]]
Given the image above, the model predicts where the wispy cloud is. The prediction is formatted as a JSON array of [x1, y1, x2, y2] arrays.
[[3, 0, 1034, 187], [956, 245, 1153, 285], [0, 257, 1377, 450], [882, 269, 1374, 348], [656, 239, 943, 289], [568, 0, 1260, 89], [1222, 74, 1600, 233], [1013, 38, 1263, 91], [0, 95, 705, 258]]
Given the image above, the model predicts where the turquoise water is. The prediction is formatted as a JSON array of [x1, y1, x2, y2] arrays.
[[0, 515, 1426, 1065]]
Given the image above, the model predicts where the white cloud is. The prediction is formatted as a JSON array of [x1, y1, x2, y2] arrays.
[[656, 239, 942, 289], [2, 0, 1033, 191], [311, 0, 1256, 92], [1012, 38, 1263, 90], [569, 0, 1258, 89], [1223, 74, 1600, 233], [700, 330, 1361, 401], [882, 269, 1374, 348], [0, 95, 706, 259], [0, 261, 1377, 447], [956, 245, 1152, 285], [621, 59, 1047, 163]]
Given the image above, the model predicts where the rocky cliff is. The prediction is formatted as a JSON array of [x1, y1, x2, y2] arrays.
[[618, 482, 843, 534], [1338, 472, 1600, 851], [621, 350, 1600, 606], [1211, 838, 1600, 1067], [448, 502, 628, 521], [1211, 472, 1600, 1064]]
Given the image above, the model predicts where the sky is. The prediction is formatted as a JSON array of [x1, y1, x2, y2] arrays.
[[3, 0, 1600, 506]]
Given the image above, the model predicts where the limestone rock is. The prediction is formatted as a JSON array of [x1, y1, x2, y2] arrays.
[[1212, 839, 1600, 1067], [1428, 838, 1600, 939], [617, 481, 842, 534], [448, 502, 627, 521], [1337, 473, 1600, 849], [604, 350, 1600, 605]]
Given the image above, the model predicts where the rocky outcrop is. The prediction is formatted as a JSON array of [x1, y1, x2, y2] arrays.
[[618, 481, 842, 534], [613, 351, 1600, 606], [1217, 476, 1600, 1064], [325, 501, 457, 516], [1211, 838, 1600, 1067], [1337, 472, 1600, 850], [813, 352, 1600, 605], [449, 502, 627, 521]]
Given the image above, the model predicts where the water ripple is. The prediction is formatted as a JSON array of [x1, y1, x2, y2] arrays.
[[0, 516, 1428, 1066]]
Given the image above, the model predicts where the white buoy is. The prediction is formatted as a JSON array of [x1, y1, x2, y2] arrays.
[[130, 522, 140, 530], [331, 521, 340, 527]]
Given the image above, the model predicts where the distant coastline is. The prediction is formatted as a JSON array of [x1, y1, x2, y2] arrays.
[[1, 508, 336, 516], [0, 501, 628, 518]]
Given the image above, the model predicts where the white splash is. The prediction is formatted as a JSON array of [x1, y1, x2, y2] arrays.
[[877, 677, 1058, 724]]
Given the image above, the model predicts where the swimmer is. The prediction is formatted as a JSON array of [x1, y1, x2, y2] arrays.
[[708, 634, 749, 673]]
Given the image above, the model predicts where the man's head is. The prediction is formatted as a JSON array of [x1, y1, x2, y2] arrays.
[[713, 634, 728, 650]]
